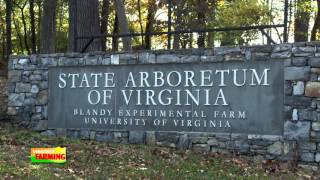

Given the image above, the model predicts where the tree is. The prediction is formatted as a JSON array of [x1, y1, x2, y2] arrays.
[[173, 0, 186, 49], [5, 0, 12, 59], [56, 0, 69, 52], [1, 0, 317, 55], [101, 0, 110, 51], [312, 0, 320, 41], [145, 0, 156, 49], [214, 0, 270, 46], [197, 0, 206, 48], [137, 0, 144, 45], [29, 0, 36, 53], [12, 11, 24, 53], [36, 0, 42, 53], [114, 0, 131, 51], [14, 0, 30, 54], [40, 0, 57, 53], [206, 0, 217, 48], [68, 0, 101, 52], [294, 0, 311, 42], [112, 13, 119, 51]]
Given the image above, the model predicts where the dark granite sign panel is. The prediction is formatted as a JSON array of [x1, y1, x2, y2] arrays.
[[48, 61, 283, 135]]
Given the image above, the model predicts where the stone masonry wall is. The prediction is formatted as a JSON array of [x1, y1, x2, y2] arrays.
[[7, 42, 320, 169]]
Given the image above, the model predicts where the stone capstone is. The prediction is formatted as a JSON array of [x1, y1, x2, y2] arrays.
[[41, 58, 57, 67], [271, 51, 291, 59], [18, 58, 29, 65], [273, 44, 292, 52], [111, 55, 119, 64], [85, 58, 98, 65], [156, 54, 180, 63], [101, 57, 111, 65], [292, 46, 314, 56]]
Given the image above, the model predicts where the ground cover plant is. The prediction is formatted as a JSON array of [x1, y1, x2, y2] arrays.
[[0, 122, 318, 179]]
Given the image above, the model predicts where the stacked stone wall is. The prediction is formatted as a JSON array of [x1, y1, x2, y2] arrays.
[[6, 42, 320, 169]]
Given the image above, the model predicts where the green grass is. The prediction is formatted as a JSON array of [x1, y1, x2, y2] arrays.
[[0, 122, 318, 179]]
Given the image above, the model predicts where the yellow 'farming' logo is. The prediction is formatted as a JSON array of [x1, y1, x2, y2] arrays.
[[31, 147, 66, 163]]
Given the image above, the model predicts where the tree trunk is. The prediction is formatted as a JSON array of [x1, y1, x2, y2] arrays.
[[112, 13, 119, 51], [68, 0, 76, 52], [294, 0, 310, 42], [57, 0, 64, 32], [5, 0, 12, 59], [197, 0, 206, 48], [137, 0, 144, 45], [12, 12, 24, 54], [145, 0, 156, 49], [101, 0, 110, 51], [207, 0, 216, 48], [114, 0, 131, 51], [14, 1, 31, 54], [21, 8, 30, 54], [68, 0, 101, 52], [29, 0, 36, 54], [40, 0, 57, 53], [173, 0, 185, 49], [36, 0, 42, 53], [311, 0, 320, 41], [189, 33, 193, 48]]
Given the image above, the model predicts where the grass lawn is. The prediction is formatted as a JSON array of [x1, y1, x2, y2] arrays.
[[0, 122, 318, 179]]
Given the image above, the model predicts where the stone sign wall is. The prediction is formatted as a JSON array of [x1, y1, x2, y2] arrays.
[[7, 42, 320, 169], [48, 61, 283, 135]]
